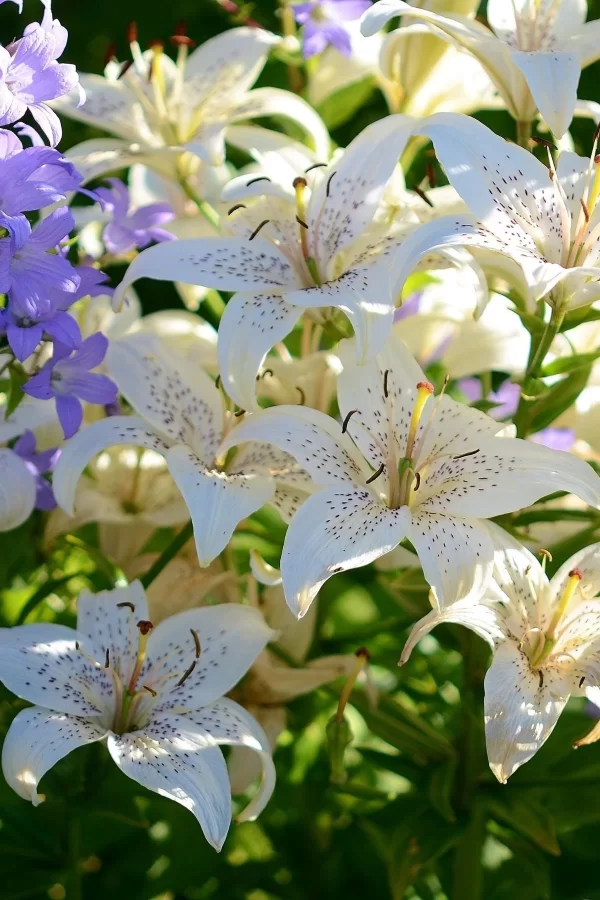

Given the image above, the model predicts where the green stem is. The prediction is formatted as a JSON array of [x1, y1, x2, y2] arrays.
[[68, 811, 82, 900], [451, 800, 486, 900], [140, 521, 193, 589], [516, 119, 532, 149], [515, 305, 565, 437], [177, 171, 220, 231]]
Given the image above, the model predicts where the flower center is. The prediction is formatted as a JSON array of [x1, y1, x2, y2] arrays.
[[293, 176, 321, 285], [529, 567, 582, 669]]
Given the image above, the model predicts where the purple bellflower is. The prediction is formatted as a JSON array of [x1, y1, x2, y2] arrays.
[[23, 333, 117, 439], [530, 427, 576, 452], [458, 377, 521, 421], [0, 0, 83, 146], [13, 430, 59, 510], [293, 0, 371, 57], [95, 179, 175, 255]]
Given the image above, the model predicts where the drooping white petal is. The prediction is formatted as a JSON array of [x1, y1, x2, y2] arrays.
[[165, 446, 274, 566], [112, 238, 301, 311], [336, 333, 426, 469], [146, 604, 276, 712], [407, 513, 495, 607], [53, 76, 143, 142], [108, 718, 232, 850], [217, 292, 302, 411], [484, 641, 569, 783], [53, 416, 170, 516], [511, 49, 581, 137], [0, 624, 113, 717], [2, 708, 106, 806], [66, 138, 181, 185], [219, 405, 369, 486], [360, 1, 522, 118], [280, 487, 411, 617], [306, 114, 416, 269], [107, 339, 223, 464], [486, 521, 549, 627], [0, 450, 36, 532], [418, 437, 600, 518], [415, 113, 564, 259], [400, 596, 508, 665], [229, 87, 330, 161], [77, 581, 149, 685], [184, 27, 279, 112], [186, 698, 276, 822], [570, 18, 600, 66]]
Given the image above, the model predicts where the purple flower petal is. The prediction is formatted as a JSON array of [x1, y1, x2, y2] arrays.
[[55, 393, 82, 439], [62, 372, 117, 405], [530, 427, 576, 452]]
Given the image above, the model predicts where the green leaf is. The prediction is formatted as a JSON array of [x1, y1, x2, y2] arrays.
[[486, 795, 561, 855], [511, 308, 547, 335], [316, 78, 376, 130], [540, 349, 600, 376], [5, 364, 27, 418], [428, 757, 457, 823], [528, 365, 593, 433]]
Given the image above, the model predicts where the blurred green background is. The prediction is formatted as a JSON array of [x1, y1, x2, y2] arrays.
[[3, 2, 600, 899]]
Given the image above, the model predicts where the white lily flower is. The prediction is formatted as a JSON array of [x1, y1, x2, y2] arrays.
[[45, 446, 189, 566], [220, 333, 600, 617], [387, 112, 600, 312], [113, 115, 483, 411], [54, 27, 329, 180], [401, 523, 600, 782], [361, 0, 600, 136], [0, 581, 276, 848], [53, 337, 311, 566]]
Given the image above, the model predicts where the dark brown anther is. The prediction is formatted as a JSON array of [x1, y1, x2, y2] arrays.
[[383, 369, 390, 399], [104, 648, 110, 668], [215, 374, 221, 389], [176, 660, 197, 687], [118, 60, 134, 80], [170, 22, 195, 47], [261, 368, 274, 378], [341, 408, 359, 434], [413, 471, 421, 491], [326, 171, 336, 198], [426, 162, 436, 188], [137, 620, 154, 636], [127, 21, 138, 43], [234, 408, 246, 417], [595, 154, 600, 165], [296, 386, 306, 405], [532, 136, 557, 150], [228, 203, 247, 216], [296, 215, 309, 229], [293, 176, 308, 189], [581, 198, 590, 222], [249, 219, 270, 240], [149, 39, 164, 50], [366, 463, 385, 484], [103, 42, 117, 67], [412, 186, 434, 208], [143, 684, 157, 697], [579, 676, 586, 688], [355, 647, 371, 660], [117, 601, 136, 612], [539, 670, 544, 689], [569, 568, 583, 580], [305, 162, 328, 173], [75, 641, 80, 651], [247, 176, 271, 187], [453, 448, 479, 460], [190, 628, 202, 658]]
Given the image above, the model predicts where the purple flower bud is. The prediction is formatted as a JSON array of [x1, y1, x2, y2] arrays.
[[13, 430, 59, 510]]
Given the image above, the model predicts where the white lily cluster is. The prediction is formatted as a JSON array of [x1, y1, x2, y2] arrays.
[[7, 1, 600, 862]]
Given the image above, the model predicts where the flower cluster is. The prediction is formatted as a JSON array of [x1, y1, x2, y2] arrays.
[[5, 0, 600, 880]]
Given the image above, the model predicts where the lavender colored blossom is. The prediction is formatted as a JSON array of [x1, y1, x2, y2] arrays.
[[293, 0, 371, 57], [0, 130, 84, 232], [0, 0, 83, 146], [0, 207, 79, 311], [393, 292, 422, 323], [458, 377, 520, 420], [23, 333, 117, 439], [95, 179, 175, 255], [529, 427, 576, 452], [13, 430, 59, 510]]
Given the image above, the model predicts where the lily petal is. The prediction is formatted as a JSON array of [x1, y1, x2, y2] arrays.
[[0, 449, 36, 532], [510, 49, 580, 137], [2, 707, 106, 806]]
